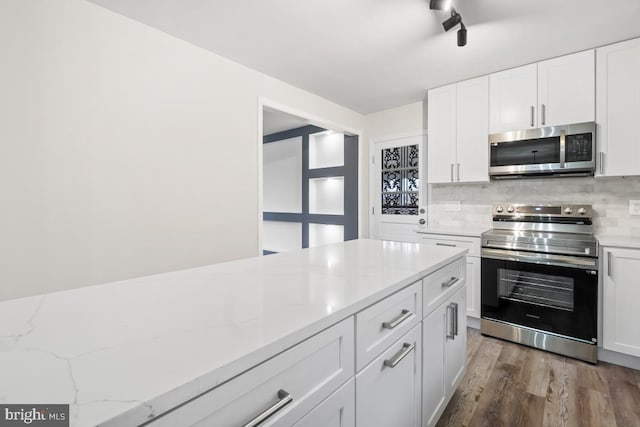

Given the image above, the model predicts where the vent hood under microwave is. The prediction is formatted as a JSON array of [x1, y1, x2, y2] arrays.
[[488, 122, 596, 179]]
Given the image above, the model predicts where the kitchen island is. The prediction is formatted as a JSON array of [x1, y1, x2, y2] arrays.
[[0, 239, 467, 426]]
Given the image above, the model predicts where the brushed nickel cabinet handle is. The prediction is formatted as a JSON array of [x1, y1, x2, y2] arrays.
[[446, 304, 455, 339], [530, 106, 535, 127], [607, 251, 612, 278], [436, 242, 456, 247], [541, 104, 546, 126], [441, 276, 459, 288], [457, 163, 460, 182], [452, 302, 459, 337], [600, 152, 605, 175], [450, 163, 454, 182], [244, 389, 293, 427], [383, 342, 415, 368], [382, 309, 412, 330]]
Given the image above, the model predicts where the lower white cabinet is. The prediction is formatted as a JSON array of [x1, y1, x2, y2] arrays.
[[356, 324, 422, 427], [602, 247, 640, 357], [465, 256, 480, 319], [422, 286, 467, 427], [149, 318, 354, 427], [293, 379, 355, 427]]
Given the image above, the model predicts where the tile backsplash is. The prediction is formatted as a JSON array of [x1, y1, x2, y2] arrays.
[[427, 176, 640, 236]]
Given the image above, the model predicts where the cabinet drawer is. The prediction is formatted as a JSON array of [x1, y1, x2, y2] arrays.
[[422, 258, 466, 318], [418, 235, 480, 257], [149, 318, 354, 427], [292, 378, 354, 427], [355, 324, 422, 427], [355, 282, 421, 371]]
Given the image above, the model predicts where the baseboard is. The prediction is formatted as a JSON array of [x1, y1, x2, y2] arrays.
[[598, 347, 640, 370], [467, 316, 480, 330]]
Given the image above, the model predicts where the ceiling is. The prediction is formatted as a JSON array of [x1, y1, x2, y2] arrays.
[[263, 109, 313, 136], [89, 0, 640, 114]]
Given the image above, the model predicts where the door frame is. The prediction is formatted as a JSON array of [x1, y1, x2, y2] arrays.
[[369, 131, 427, 239], [257, 97, 363, 255]]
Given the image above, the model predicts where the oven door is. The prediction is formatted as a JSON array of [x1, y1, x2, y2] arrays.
[[481, 249, 598, 343]]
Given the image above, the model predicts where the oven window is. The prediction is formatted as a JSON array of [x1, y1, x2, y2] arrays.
[[497, 268, 574, 311]]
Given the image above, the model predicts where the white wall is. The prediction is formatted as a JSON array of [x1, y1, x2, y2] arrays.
[[364, 102, 426, 139], [0, 0, 365, 300]]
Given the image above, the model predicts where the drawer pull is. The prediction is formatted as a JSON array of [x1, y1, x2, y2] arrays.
[[452, 302, 459, 337], [436, 242, 456, 247], [446, 304, 455, 339], [244, 389, 293, 427], [382, 309, 412, 330], [441, 276, 459, 288], [383, 342, 415, 368]]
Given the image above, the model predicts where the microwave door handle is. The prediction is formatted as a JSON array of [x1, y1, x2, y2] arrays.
[[559, 130, 566, 168]]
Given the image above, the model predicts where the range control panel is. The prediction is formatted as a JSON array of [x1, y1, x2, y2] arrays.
[[492, 204, 592, 219]]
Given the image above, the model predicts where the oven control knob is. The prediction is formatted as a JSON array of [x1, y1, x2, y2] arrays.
[[564, 207, 573, 215], [578, 208, 588, 215], [507, 206, 515, 213], [496, 206, 504, 213]]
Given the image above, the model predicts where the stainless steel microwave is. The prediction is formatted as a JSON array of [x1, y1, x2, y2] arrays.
[[488, 122, 596, 179]]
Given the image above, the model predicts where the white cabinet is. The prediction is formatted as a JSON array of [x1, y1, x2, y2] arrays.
[[538, 49, 595, 127], [427, 76, 489, 184], [293, 379, 355, 427], [427, 84, 457, 184], [422, 284, 467, 427], [356, 324, 422, 427], [489, 50, 595, 133], [149, 318, 354, 427], [418, 233, 481, 319], [602, 247, 640, 357], [489, 63, 538, 133], [596, 37, 640, 177]]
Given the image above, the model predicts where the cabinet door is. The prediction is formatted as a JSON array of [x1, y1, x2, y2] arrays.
[[293, 379, 355, 427], [356, 325, 421, 427], [444, 286, 467, 398], [465, 256, 481, 319], [602, 247, 640, 357], [422, 304, 446, 427], [489, 63, 538, 133], [456, 76, 489, 183], [538, 50, 595, 127], [428, 84, 456, 183], [596, 38, 640, 177]]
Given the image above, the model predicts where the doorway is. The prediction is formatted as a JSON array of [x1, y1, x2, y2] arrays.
[[259, 105, 359, 255]]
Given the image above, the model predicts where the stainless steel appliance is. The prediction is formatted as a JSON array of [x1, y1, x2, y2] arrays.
[[489, 122, 596, 179], [480, 203, 599, 363]]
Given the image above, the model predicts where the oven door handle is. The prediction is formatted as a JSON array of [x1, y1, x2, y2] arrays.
[[481, 248, 598, 270]]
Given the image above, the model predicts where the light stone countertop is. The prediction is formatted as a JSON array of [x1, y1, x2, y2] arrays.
[[415, 225, 489, 238], [596, 235, 640, 249], [0, 239, 466, 427]]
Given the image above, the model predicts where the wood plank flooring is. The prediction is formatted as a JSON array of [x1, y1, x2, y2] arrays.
[[436, 328, 640, 427]]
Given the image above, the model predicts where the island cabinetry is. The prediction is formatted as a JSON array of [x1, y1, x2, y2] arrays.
[[148, 317, 354, 427], [355, 281, 422, 370], [292, 379, 355, 427], [356, 324, 422, 427], [422, 270, 467, 427]]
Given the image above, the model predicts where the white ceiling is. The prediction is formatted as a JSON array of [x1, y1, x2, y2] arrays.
[[263, 109, 312, 136], [89, 0, 640, 114]]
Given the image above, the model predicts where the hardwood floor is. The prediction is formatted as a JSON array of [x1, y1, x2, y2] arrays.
[[436, 328, 640, 427]]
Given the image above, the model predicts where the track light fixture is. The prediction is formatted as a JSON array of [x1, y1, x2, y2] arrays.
[[429, 0, 451, 11], [432, 4, 467, 47], [442, 11, 462, 32]]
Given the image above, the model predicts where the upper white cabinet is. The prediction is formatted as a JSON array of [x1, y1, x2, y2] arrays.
[[538, 49, 595, 127], [489, 50, 595, 133], [596, 38, 640, 177], [602, 247, 640, 358], [489, 63, 538, 133], [428, 76, 489, 184], [427, 83, 457, 184]]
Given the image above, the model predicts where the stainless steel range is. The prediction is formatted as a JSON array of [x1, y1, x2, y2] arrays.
[[480, 203, 599, 363]]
